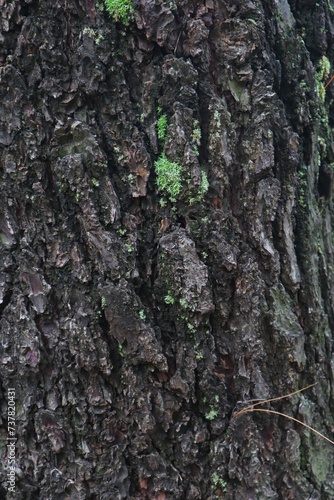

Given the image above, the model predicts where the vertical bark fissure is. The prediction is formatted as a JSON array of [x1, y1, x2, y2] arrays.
[[0, 0, 334, 498]]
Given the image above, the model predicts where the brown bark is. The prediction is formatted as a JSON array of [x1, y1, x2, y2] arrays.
[[0, 0, 334, 498]]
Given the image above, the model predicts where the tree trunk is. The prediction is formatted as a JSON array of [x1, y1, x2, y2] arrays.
[[1, 0, 334, 498]]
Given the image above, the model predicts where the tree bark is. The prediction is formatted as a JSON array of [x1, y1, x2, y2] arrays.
[[1, 0, 334, 498]]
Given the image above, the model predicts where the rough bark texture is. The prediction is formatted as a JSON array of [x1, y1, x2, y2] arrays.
[[1, 0, 334, 498]]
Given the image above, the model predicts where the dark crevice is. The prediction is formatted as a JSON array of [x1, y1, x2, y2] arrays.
[[0, 287, 13, 317]]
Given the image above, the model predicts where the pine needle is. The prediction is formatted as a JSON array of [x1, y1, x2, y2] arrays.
[[239, 408, 334, 446], [232, 383, 316, 419], [232, 383, 334, 446], [320, 74, 334, 94]]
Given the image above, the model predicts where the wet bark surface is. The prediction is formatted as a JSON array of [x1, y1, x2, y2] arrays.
[[0, 0, 334, 498]]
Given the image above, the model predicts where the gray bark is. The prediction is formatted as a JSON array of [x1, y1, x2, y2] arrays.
[[0, 0, 334, 498]]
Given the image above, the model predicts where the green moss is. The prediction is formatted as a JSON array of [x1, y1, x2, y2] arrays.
[[164, 293, 175, 305], [187, 323, 195, 333], [118, 342, 125, 357], [139, 309, 146, 321], [205, 407, 218, 420], [157, 113, 168, 143], [154, 153, 182, 202], [191, 120, 201, 155], [211, 472, 227, 492], [188, 170, 209, 205], [199, 170, 209, 197], [104, 0, 134, 24], [83, 27, 104, 44], [179, 297, 189, 308], [297, 165, 308, 210]]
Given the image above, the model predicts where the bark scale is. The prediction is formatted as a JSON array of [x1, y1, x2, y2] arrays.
[[0, 0, 334, 498]]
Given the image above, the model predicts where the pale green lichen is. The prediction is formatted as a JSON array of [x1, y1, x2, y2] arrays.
[[316, 55, 331, 101]]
